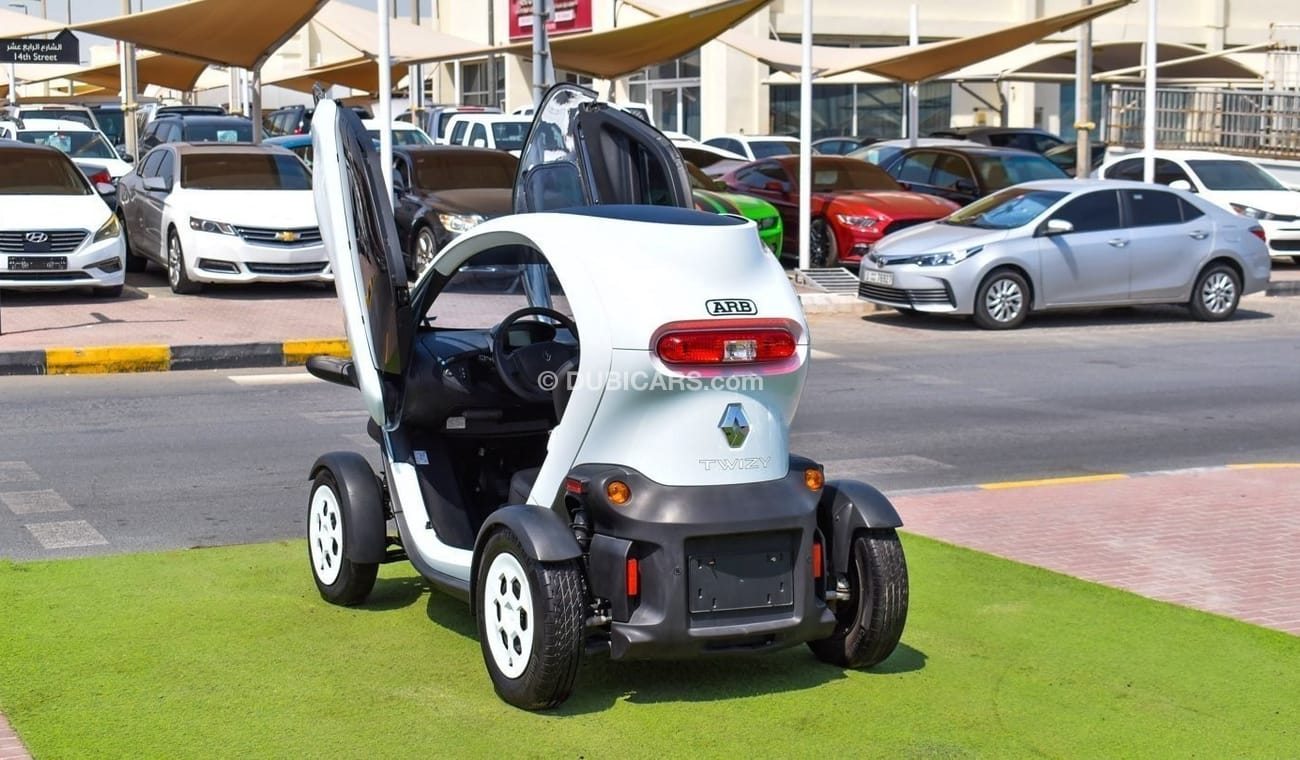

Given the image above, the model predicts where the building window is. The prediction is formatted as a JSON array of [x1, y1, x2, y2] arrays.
[[462, 59, 505, 108], [624, 49, 701, 137], [769, 82, 951, 139]]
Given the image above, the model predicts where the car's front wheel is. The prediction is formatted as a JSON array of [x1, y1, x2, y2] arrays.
[[809, 217, 838, 268], [411, 226, 438, 279], [167, 230, 202, 295], [808, 529, 909, 669], [973, 269, 1029, 329], [1188, 263, 1240, 321], [307, 469, 378, 606], [476, 528, 585, 711]]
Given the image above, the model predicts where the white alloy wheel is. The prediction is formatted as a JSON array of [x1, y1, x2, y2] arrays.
[[984, 278, 1023, 323], [1199, 271, 1236, 316], [414, 227, 437, 275], [308, 483, 344, 586], [483, 551, 535, 679]]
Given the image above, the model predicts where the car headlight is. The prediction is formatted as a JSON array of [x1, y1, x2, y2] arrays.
[[1229, 204, 1280, 221], [92, 213, 121, 243], [438, 212, 485, 235], [911, 245, 983, 267], [836, 214, 879, 229], [189, 217, 238, 235], [756, 215, 779, 231]]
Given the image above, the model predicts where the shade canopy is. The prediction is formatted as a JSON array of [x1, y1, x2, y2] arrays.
[[269, 58, 407, 95], [0, 5, 64, 37], [73, 0, 328, 69], [10, 51, 210, 93]]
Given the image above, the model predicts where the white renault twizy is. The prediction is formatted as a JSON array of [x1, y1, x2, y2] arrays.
[[304, 85, 909, 710]]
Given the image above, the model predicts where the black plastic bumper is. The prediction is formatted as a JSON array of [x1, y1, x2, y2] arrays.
[[567, 459, 838, 660]]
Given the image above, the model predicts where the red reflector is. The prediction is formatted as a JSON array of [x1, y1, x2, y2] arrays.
[[564, 477, 585, 495], [812, 541, 823, 580], [1250, 226, 1266, 242], [88, 169, 112, 185], [626, 558, 639, 597], [656, 328, 795, 365]]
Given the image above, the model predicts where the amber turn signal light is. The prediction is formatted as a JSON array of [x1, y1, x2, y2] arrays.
[[804, 467, 824, 491], [606, 480, 631, 504]]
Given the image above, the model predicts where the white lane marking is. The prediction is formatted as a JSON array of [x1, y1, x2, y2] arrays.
[[897, 373, 962, 387], [0, 462, 39, 484], [26, 520, 108, 550], [2, 490, 72, 515], [229, 373, 322, 386], [810, 349, 840, 360], [821, 455, 955, 477], [302, 410, 370, 425], [844, 362, 897, 373]]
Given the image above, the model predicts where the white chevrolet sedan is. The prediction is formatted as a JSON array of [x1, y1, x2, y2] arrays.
[[116, 143, 329, 293], [0, 142, 125, 297]]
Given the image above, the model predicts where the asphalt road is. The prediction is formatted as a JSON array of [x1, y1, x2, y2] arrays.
[[1, 293, 1298, 561]]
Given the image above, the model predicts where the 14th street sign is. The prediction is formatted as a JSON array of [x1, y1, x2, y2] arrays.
[[0, 28, 79, 64]]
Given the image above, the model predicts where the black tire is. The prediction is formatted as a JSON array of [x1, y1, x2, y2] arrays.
[[1188, 263, 1241, 321], [119, 212, 148, 273], [92, 284, 124, 298], [1290, 256, 1300, 266], [973, 268, 1029, 330], [476, 528, 585, 711], [808, 529, 909, 669], [307, 469, 378, 606], [809, 217, 838, 268], [167, 229, 202, 295]]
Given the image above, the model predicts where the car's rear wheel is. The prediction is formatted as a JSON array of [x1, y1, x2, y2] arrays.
[[973, 269, 1029, 329], [477, 528, 584, 711], [167, 230, 202, 295], [810, 218, 838, 268], [307, 469, 378, 606], [808, 529, 909, 669], [1188, 263, 1240, 321], [119, 212, 148, 272]]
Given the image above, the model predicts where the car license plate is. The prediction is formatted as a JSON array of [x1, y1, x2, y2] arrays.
[[863, 269, 894, 286], [7, 256, 67, 271]]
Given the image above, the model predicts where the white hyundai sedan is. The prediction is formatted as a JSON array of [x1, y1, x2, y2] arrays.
[[116, 143, 329, 293], [0, 142, 125, 297]]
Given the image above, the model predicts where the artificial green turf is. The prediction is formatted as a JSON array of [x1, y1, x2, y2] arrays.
[[1, 536, 1296, 759]]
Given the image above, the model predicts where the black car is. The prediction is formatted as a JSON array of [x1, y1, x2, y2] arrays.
[[1044, 142, 1110, 177], [139, 114, 257, 151], [881, 144, 1068, 205], [391, 145, 518, 276], [928, 126, 1066, 155], [812, 136, 881, 155], [264, 104, 372, 137], [87, 103, 128, 149]]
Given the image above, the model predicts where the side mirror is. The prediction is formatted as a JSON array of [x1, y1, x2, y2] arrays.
[[1041, 218, 1074, 236], [95, 181, 117, 196], [762, 180, 790, 194], [1169, 179, 1194, 192], [116, 147, 134, 162], [954, 179, 978, 195], [142, 176, 168, 193], [471, 137, 487, 148]]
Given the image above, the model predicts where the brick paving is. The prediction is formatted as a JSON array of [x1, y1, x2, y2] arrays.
[[0, 711, 30, 760], [892, 466, 1300, 636]]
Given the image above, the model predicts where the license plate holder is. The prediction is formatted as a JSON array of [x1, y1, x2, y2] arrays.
[[7, 256, 67, 271], [863, 269, 894, 286], [686, 533, 796, 614]]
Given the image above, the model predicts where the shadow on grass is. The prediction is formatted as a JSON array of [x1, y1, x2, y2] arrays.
[[354, 575, 429, 612]]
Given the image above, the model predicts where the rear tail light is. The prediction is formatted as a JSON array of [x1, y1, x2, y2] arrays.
[[1250, 226, 1266, 242], [626, 558, 640, 597], [812, 540, 824, 580], [654, 321, 797, 366], [87, 168, 112, 185]]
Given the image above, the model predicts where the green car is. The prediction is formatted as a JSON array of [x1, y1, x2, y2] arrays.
[[686, 163, 783, 258]]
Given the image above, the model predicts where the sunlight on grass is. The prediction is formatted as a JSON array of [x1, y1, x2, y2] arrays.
[[1, 536, 1296, 758]]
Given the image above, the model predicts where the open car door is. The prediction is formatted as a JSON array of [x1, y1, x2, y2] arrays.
[[513, 84, 693, 213], [312, 99, 413, 431]]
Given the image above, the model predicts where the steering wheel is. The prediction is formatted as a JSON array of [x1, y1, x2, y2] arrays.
[[491, 307, 579, 403]]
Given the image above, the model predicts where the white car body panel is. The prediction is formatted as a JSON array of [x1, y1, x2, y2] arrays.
[[0, 191, 124, 290]]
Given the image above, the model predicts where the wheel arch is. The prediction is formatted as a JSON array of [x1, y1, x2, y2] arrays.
[[1200, 255, 1242, 282], [471, 505, 582, 613], [818, 479, 903, 575], [310, 451, 388, 564], [979, 262, 1036, 309]]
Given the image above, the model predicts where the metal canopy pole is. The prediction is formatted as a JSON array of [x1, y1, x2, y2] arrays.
[[120, 0, 138, 161], [410, 0, 421, 111], [1143, 0, 1157, 183], [1075, 0, 1093, 178], [797, 0, 812, 270], [906, 4, 918, 145], [379, 0, 393, 196], [532, 0, 553, 108]]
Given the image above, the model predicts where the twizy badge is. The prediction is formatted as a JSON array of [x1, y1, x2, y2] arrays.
[[705, 298, 757, 316]]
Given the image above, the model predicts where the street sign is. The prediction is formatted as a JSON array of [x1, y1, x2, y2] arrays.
[[0, 29, 80, 65]]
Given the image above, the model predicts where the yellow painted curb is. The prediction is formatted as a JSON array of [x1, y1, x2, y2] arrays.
[[45, 346, 171, 375], [1226, 463, 1300, 470], [282, 339, 350, 365], [979, 473, 1129, 490]]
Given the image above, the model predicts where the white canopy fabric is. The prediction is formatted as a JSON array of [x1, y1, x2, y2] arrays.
[[9, 51, 211, 93], [0, 6, 64, 37]]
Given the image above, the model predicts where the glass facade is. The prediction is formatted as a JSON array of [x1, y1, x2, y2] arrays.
[[769, 82, 951, 139], [461, 59, 506, 108], [627, 50, 702, 137]]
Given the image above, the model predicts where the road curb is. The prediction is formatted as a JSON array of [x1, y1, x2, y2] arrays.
[[0, 339, 351, 376], [798, 292, 881, 315], [1267, 279, 1300, 297]]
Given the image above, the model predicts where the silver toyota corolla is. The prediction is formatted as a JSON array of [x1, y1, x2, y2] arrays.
[[857, 179, 1272, 329]]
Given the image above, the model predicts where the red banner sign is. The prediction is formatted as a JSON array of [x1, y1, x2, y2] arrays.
[[508, 0, 593, 42]]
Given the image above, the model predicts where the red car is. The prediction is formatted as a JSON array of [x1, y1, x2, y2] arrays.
[[718, 155, 960, 267]]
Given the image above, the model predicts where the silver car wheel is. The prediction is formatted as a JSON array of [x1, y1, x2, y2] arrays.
[[415, 227, 437, 274], [167, 235, 181, 289], [985, 277, 1024, 323], [1200, 271, 1236, 315]]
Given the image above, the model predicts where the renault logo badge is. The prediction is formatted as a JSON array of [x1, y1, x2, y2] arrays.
[[718, 403, 750, 449], [24, 232, 49, 243], [274, 230, 301, 242]]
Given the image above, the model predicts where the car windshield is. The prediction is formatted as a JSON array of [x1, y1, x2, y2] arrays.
[[944, 187, 1066, 229], [180, 153, 312, 190], [0, 151, 90, 195], [849, 144, 901, 166], [1187, 159, 1286, 191], [368, 128, 431, 146], [183, 121, 253, 143], [972, 154, 1068, 190], [411, 151, 517, 191], [750, 140, 796, 158], [17, 130, 118, 160], [22, 110, 93, 127], [91, 110, 125, 145], [806, 160, 900, 192], [491, 122, 531, 151]]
